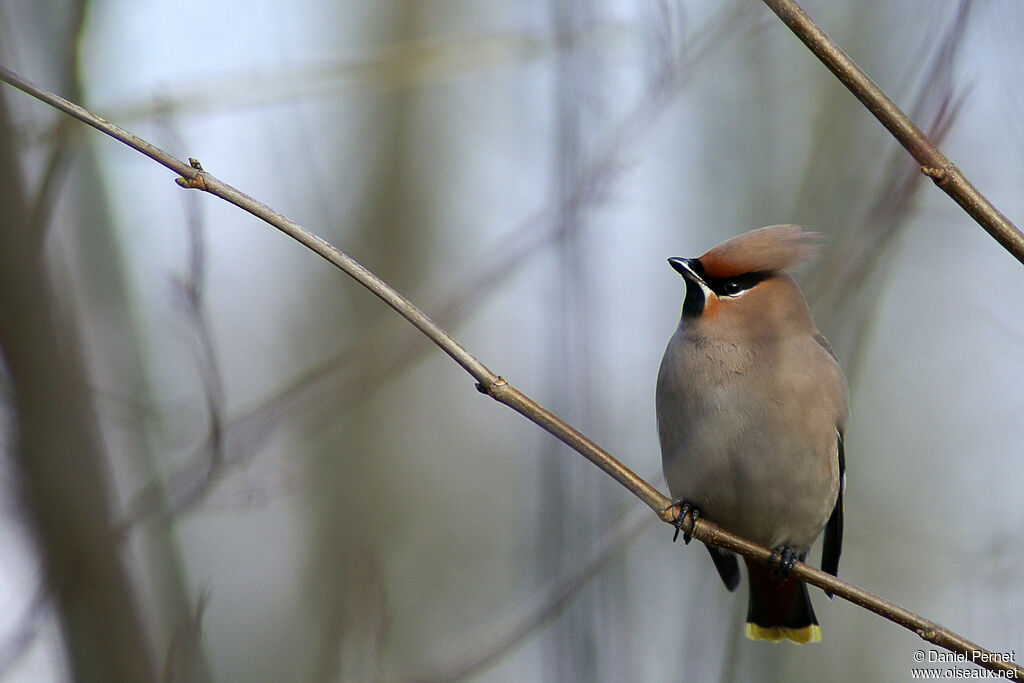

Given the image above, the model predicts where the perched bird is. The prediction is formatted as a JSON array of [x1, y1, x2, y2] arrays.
[[656, 225, 848, 644]]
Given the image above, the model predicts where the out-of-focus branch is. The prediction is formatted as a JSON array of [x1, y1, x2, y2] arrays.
[[14, 24, 635, 146], [0, 586, 50, 677], [761, 0, 1024, 265], [2, 67, 1021, 680], [120, 2, 757, 526], [411, 503, 654, 682], [162, 590, 209, 683], [0, 83, 157, 681], [162, 116, 228, 472], [806, 0, 971, 381]]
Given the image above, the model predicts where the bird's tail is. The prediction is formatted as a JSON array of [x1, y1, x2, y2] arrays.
[[743, 558, 821, 644]]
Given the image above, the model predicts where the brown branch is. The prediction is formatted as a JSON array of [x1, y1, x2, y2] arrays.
[[761, 0, 1024, 265], [3, 65, 1020, 680]]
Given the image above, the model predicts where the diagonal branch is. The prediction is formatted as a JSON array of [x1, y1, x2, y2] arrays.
[[761, 0, 1024, 265], [2, 65, 1020, 679]]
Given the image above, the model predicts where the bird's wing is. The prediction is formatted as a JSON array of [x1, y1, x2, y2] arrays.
[[706, 545, 741, 592], [821, 429, 845, 597]]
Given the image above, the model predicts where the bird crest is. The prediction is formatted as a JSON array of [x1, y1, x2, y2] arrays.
[[699, 225, 822, 279]]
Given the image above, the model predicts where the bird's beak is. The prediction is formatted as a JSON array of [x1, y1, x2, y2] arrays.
[[667, 257, 706, 286]]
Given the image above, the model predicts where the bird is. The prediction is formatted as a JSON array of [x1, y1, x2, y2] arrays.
[[656, 224, 848, 644]]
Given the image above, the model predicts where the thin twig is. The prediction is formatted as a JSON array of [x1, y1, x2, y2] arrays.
[[2, 66, 1020, 680], [761, 0, 1024, 265]]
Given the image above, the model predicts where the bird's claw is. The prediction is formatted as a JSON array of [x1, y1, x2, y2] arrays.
[[769, 545, 799, 582], [672, 500, 700, 545]]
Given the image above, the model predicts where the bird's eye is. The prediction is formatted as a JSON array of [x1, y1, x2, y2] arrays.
[[711, 272, 768, 297]]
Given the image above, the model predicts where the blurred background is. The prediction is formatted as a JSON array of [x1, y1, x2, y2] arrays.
[[1, 0, 1022, 681]]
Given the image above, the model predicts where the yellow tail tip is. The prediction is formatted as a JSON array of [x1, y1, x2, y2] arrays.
[[745, 622, 822, 644]]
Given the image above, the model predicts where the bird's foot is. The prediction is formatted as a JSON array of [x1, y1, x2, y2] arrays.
[[671, 500, 700, 545], [769, 545, 800, 582]]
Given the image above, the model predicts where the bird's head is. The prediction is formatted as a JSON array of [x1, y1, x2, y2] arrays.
[[668, 224, 822, 334]]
